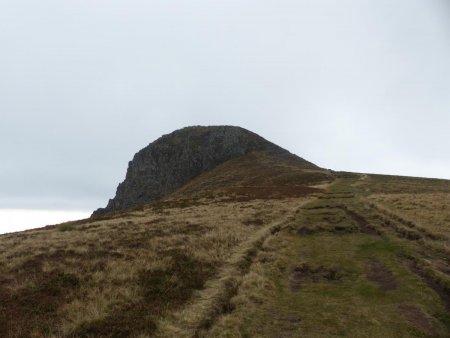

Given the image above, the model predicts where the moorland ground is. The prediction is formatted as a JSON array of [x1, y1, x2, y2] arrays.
[[1, 166, 450, 337]]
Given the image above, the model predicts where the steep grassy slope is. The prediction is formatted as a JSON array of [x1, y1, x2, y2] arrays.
[[1, 153, 450, 336]]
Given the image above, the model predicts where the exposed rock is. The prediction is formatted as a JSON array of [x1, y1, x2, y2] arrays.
[[93, 126, 317, 216]]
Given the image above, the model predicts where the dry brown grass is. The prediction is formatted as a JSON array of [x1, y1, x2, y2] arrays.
[[0, 148, 329, 337], [171, 151, 331, 201], [361, 174, 450, 194], [0, 196, 311, 337], [368, 193, 450, 240], [202, 176, 450, 337], [3, 164, 450, 337], [155, 198, 309, 337]]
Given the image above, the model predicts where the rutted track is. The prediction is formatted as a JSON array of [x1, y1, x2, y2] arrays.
[[155, 200, 311, 338], [160, 175, 450, 337], [368, 202, 448, 242], [307, 176, 450, 320]]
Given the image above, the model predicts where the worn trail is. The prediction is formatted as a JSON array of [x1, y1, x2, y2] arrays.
[[203, 175, 450, 337]]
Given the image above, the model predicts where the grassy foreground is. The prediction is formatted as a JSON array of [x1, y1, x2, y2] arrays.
[[208, 175, 450, 337], [1, 170, 450, 337]]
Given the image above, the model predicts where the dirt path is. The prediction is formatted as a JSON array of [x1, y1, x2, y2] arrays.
[[200, 176, 450, 337], [155, 199, 313, 338]]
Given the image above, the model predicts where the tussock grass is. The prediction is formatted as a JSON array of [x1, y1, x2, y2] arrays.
[[369, 193, 450, 240], [362, 174, 450, 194], [155, 200, 307, 337], [0, 197, 305, 337], [2, 167, 450, 336], [203, 175, 450, 337], [206, 204, 450, 337]]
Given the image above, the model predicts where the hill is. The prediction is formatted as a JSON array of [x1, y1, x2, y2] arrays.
[[93, 126, 318, 216], [0, 127, 450, 337]]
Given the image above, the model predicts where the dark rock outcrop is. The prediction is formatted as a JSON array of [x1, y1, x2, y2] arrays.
[[93, 126, 316, 215]]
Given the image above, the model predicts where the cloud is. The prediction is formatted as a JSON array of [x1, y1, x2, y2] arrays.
[[0, 209, 91, 235], [0, 0, 449, 212]]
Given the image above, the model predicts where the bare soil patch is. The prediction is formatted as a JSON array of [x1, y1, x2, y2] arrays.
[[339, 206, 380, 237], [295, 224, 360, 236], [289, 263, 341, 291], [365, 259, 397, 291], [405, 259, 450, 311], [398, 304, 432, 332], [243, 218, 264, 226], [296, 226, 319, 235]]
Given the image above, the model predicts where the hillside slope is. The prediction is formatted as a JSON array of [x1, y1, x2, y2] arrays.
[[0, 131, 329, 337], [1, 128, 450, 337], [205, 173, 450, 337], [94, 126, 317, 215]]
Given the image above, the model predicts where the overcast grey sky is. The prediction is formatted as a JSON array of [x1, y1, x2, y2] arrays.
[[1, 0, 450, 212]]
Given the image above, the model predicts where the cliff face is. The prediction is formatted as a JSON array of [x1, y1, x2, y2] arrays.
[[93, 126, 317, 215]]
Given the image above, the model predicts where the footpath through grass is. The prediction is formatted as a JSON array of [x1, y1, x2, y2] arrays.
[[207, 176, 450, 337]]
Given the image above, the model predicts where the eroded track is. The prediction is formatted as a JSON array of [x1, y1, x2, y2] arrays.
[[202, 174, 450, 337]]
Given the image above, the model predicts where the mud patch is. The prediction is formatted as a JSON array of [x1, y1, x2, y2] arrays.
[[268, 313, 302, 338], [243, 218, 264, 226], [300, 205, 340, 210], [296, 226, 320, 235], [295, 225, 359, 236], [365, 259, 397, 291], [146, 217, 166, 224], [398, 304, 432, 332], [339, 207, 380, 237], [404, 258, 450, 311], [318, 194, 354, 200], [289, 263, 342, 291]]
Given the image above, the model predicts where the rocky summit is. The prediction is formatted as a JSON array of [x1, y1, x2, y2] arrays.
[[3, 126, 450, 337], [93, 126, 317, 215]]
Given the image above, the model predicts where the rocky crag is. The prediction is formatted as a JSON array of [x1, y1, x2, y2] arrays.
[[93, 125, 317, 215]]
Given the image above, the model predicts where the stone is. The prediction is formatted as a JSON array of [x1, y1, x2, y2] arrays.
[[92, 125, 315, 216]]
